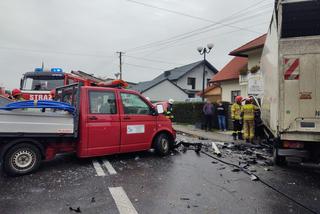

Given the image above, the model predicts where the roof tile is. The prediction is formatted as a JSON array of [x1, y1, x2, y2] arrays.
[[229, 34, 266, 57], [212, 57, 247, 82]]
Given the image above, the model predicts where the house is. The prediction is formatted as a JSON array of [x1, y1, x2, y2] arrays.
[[204, 34, 266, 103], [132, 60, 218, 102]]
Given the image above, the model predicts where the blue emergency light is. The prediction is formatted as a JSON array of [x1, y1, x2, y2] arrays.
[[34, 68, 43, 72], [51, 68, 63, 72]]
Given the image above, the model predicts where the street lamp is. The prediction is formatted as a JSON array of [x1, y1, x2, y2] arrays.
[[197, 43, 214, 102]]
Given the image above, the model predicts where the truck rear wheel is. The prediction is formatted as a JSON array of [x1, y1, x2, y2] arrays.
[[273, 147, 286, 166], [4, 143, 41, 176], [154, 133, 171, 156]]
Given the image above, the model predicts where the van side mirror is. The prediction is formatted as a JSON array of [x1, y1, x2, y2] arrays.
[[156, 104, 164, 114]]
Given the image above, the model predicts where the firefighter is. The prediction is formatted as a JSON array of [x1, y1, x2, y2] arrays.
[[231, 96, 243, 140], [165, 98, 174, 120], [241, 97, 259, 143], [12, 88, 24, 101]]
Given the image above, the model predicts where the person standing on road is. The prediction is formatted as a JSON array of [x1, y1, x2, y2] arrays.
[[231, 96, 243, 140], [203, 100, 214, 131], [241, 97, 259, 143], [12, 88, 24, 101], [216, 101, 227, 131]]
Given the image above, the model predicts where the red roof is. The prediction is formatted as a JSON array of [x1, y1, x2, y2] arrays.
[[229, 34, 267, 57], [211, 57, 248, 82], [198, 84, 220, 96]]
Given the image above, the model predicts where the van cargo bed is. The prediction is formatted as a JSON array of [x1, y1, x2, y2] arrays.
[[0, 109, 74, 136]]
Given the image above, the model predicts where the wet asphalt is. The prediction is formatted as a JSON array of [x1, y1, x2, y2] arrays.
[[0, 134, 320, 214]]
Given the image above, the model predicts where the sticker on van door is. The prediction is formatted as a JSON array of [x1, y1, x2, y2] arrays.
[[284, 58, 300, 80], [127, 125, 145, 134]]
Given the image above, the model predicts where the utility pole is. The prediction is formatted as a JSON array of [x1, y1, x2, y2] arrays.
[[117, 51, 124, 80]]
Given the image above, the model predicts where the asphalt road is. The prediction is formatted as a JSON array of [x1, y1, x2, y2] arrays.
[[0, 134, 319, 214]]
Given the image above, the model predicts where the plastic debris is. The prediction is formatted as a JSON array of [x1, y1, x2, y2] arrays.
[[250, 175, 259, 181], [69, 207, 81, 213], [180, 197, 190, 201]]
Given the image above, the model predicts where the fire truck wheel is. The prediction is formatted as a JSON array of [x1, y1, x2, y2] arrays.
[[154, 133, 171, 156], [4, 143, 41, 176], [273, 147, 286, 166]]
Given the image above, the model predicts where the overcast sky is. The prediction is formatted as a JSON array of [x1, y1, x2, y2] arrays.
[[0, 0, 274, 89]]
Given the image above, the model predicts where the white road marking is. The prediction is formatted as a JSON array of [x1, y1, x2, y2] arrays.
[[109, 187, 138, 214], [92, 160, 106, 176], [103, 159, 117, 175]]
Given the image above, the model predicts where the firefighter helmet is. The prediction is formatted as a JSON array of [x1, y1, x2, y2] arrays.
[[235, 96, 243, 103], [168, 98, 174, 104], [12, 88, 22, 97]]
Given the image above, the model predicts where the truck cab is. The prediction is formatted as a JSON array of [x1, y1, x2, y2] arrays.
[[0, 84, 175, 176]]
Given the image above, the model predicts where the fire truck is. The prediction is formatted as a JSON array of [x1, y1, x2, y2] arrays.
[[0, 82, 175, 176], [20, 68, 106, 100]]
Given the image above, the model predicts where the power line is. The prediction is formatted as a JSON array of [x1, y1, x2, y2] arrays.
[[125, 55, 183, 65], [124, 62, 167, 70], [0, 45, 115, 59], [126, 0, 263, 34], [128, 8, 272, 54], [138, 21, 270, 56], [125, 2, 272, 52]]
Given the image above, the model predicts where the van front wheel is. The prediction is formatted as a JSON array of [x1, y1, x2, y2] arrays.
[[154, 134, 171, 156]]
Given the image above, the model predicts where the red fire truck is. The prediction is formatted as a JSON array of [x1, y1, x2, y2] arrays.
[[20, 68, 106, 100], [0, 83, 175, 176]]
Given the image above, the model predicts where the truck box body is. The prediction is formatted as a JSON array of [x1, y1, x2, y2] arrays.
[[261, 0, 320, 142], [0, 109, 74, 135]]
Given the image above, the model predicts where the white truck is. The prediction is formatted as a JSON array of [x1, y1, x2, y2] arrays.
[[261, 0, 320, 165]]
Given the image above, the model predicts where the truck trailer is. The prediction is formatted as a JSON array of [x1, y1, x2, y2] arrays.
[[261, 0, 320, 165], [0, 83, 175, 176]]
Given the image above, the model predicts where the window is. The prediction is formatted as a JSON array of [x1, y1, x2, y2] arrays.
[[207, 79, 211, 86], [121, 93, 151, 115], [231, 90, 241, 103], [188, 93, 195, 98], [89, 91, 117, 114], [22, 77, 64, 91], [187, 77, 196, 89]]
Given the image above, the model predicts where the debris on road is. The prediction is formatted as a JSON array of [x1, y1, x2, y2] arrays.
[[212, 142, 222, 157], [231, 168, 240, 172], [250, 175, 259, 181], [180, 197, 190, 201], [69, 206, 81, 213]]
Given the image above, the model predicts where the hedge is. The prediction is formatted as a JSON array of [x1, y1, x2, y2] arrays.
[[172, 102, 231, 129]]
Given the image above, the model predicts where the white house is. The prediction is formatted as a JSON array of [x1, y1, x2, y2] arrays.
[[132, 60, 218, 102], [204, 34, 266, 103]]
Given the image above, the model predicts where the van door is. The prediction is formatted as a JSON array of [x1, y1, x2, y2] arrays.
[[86, 89, 120, 156], [119, 92, 156, 152]]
